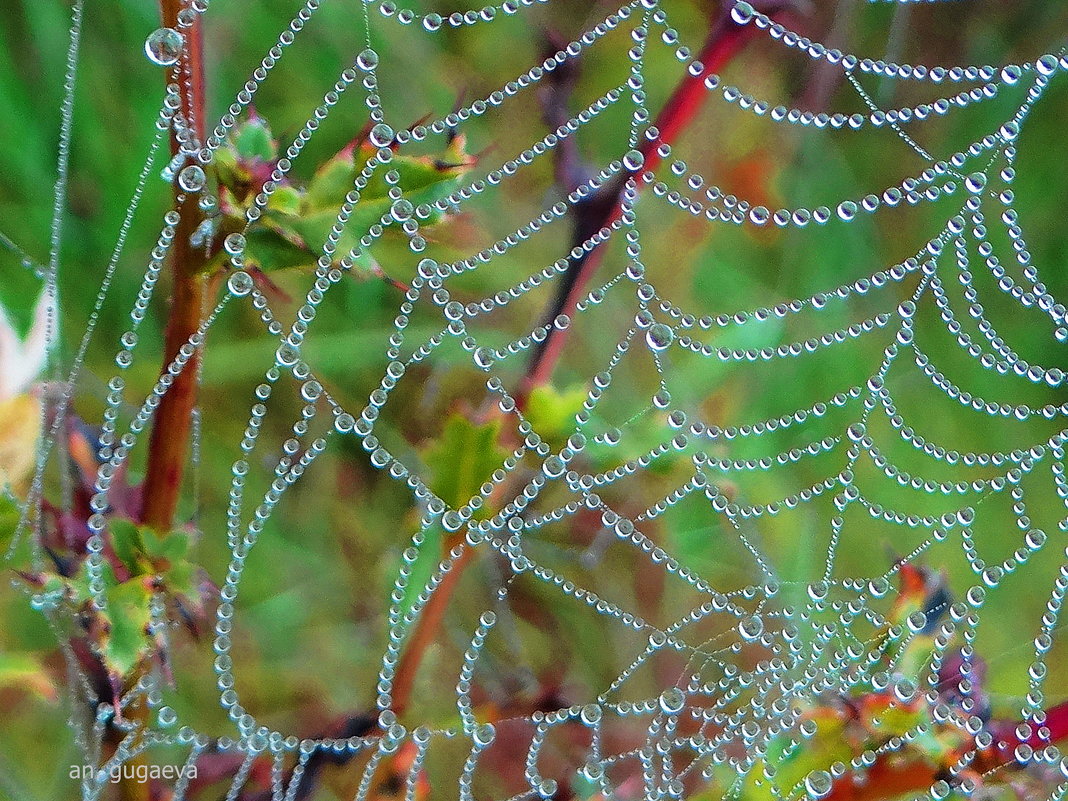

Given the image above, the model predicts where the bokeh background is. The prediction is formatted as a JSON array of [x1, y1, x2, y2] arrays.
[[1, 1, 1068, 798]]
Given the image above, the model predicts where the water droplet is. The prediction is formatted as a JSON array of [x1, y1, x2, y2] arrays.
[[738, 615, 763, 641], [1000, 64, 1022, 85], [276, 343, 300, 366], [357, 48, 380, 71], [965, 172, 987, 194], [177, 164, 206, 193], [542, 455, 565, 478], [370, 123, 395, 148], [536, 779, 557, 799], [580, 704, 602, 725], [623, 149, 645, 171], [145, 27, 183, 66], [227, 271, 254, 296], [659, 687, 685, 714], [335, 413, 355, 433], [836, 200, 857, 221], [158, 706, 177, 727], [224, 232, 247, 256], [805, 769, 833, 798], [472, 722, 495, 746], [646, 323, 674, 351], [730, 1, 755, 25], [390, 199, 413, 221]]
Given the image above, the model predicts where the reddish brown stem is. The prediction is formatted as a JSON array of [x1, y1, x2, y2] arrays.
[[117, 8, 206, 801], [390, 540, 474, 717], [520, 5, 785, 401], [140, 3, 208, 533]]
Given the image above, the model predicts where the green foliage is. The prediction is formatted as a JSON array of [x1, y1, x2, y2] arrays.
[[207, 113, 475, 279], [424, 413, 507, 511]]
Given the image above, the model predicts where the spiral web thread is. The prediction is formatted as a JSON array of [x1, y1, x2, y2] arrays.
[[8, 0, 1068, 799]]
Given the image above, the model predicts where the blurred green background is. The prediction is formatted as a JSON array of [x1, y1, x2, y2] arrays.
[[1, 1, 1068, 798]]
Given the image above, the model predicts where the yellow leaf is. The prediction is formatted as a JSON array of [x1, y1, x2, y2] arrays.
[[0, 393, 41, 493]]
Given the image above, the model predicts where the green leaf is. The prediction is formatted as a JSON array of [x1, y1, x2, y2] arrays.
[[0, 651, 56, 701], [232, 114, 277, 162], [0, 492, 19, 553], [244, 227, 316, 273], [210, 114, 474, 278], [102, 578, 153, 677], [211, 147, 245, 192], [424, 414, 508, 509], [267, 184, 303, 216], [162, 560, 197, 601], [139, 528, 189, 567], [108, 518, 143, 574], [395, 414, 508, 620], [524, 383, 587, 444], [305, 149, 360, 209]]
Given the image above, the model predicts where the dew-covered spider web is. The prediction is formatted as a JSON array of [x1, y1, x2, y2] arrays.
[[6, 0, 1068, 799]]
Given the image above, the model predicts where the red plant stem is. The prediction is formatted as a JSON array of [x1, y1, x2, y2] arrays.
[[140, 3, 208, 533], [520, 10, 766, 401], [390, 541, 474, 717], [116, 8, 206, 801]]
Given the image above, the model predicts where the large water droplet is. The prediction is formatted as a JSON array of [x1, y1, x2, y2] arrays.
[[145, 27, 183, 66], [357, 48, 380, 71], [542, 455, 565, 478], [224, 232, 247, 256], [738, 615, 764, 641], [805, 769, 833, 798], [730, 1, 755, 25], [646, 323, 674, 351], [472, 722, 495, 747], [965, 172, 987, 194], [580, 704, 602, 725], [659, 687, 686, 714], [177, 164, 206, 193], [227, 271, 254, 296], [623, 149, 645, 171], [370, 123, 395, 148]]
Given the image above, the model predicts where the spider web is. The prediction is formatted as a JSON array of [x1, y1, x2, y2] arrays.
[[6, 0, 1068, 799]]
